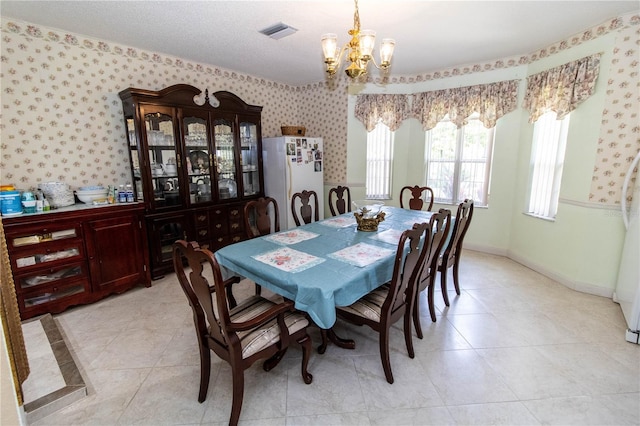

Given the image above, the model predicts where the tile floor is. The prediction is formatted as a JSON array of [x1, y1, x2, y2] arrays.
[[28, 250, 639, 425]]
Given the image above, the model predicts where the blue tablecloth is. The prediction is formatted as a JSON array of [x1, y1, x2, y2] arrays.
[[215, 206, 434, 328]]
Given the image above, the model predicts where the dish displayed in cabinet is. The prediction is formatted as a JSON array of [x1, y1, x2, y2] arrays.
[[189, 150, 209, 173]]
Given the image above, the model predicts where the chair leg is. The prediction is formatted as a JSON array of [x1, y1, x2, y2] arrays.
[[226, 285, 237, 309], [427, 283, 437, 322], [229, 366, 244, 426], [197, 343, 211, 403], [263, 348, 288, 372], [403, 310, 415, 359], [452, 259, 461, 295], [379, 327, 394, 384], [297, 334, 314, 384], [413, 292, 424, 339], [440, 266, 450, 307], [255, 283, 262, 296]]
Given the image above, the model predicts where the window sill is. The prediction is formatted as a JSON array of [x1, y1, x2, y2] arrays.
[[523, 212, 556, 222]]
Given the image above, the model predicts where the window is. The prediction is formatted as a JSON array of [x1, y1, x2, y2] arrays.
[[424, 114, 494, 206], [527, 111, 570, 219], [366, 123, 394, 199]]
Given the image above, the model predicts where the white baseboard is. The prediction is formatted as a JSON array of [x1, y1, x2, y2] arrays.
[[465, 243, 614, 299]]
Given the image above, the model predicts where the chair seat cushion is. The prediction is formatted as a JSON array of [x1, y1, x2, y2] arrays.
[[337, 284, 390, 323], [229, 296, 309, 359]]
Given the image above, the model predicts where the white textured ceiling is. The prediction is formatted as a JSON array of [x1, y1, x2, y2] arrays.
[[1, 1, 638, 86]]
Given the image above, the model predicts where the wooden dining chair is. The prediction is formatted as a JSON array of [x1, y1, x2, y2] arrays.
[[244, 197, 280, 239], [172, 240, 313, 426], [400, 185, 435, 211], [243, 197, 280, 295], [413, 209, 451, 337], [336, 222, 431, 384], [328, 185, 352, 216], [291, 190, 319, 225], [438, 199, 474, 306]]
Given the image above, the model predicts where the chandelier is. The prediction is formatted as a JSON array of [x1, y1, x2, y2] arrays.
[[321, 0, 396, 80]]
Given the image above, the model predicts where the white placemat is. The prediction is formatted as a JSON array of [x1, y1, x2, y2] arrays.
[[264, 229, 319, 245], [328, 242, 394, 267], [369, 228, 404, 245], [319, 216, 357, 228], [253, 247, 325, 272]]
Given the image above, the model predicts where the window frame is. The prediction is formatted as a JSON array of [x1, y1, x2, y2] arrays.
[[525, 111, 570, 220], [424, 114, 495, 207], [365, 123, 395, 200]]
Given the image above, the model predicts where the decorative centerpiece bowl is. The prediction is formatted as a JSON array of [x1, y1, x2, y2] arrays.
[[352, 200, 385, 232]]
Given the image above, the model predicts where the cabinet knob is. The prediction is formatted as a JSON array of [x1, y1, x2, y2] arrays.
[[231, 209, 239, 216], [215, 224, 222, 229], [231, 223, 239, 229], [233, 236, 241, 242]]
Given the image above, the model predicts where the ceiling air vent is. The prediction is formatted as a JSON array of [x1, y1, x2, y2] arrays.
[[259, 22, 298, 40]]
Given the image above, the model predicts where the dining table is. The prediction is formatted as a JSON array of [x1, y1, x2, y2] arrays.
[[215, 205, 435, 351]]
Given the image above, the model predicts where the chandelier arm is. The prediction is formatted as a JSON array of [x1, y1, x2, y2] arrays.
[[369, 54, 392, 72], [332, 44, 351, 70], [369, 56, 382, 70]]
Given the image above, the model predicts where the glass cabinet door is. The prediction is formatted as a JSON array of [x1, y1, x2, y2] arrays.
[[182, 109, 213, 205], [142, 106, 181, 209], [213, 116, 238, 201], [239, 117, 261, 196], [125, 117, 144, 201]]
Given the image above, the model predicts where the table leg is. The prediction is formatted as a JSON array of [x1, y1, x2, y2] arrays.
[[318, 328, 356, 354]]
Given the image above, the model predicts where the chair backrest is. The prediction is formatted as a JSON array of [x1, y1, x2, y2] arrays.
[[244, 197, 279, 238], [400, 185, 435, 211], [291, 190, 319, 226], [442, 199, 474, 264], [418, 209, 451, 291], [384, 222, 431, 318], [328, 185, 352, 216], [172, 240, 230, 355]]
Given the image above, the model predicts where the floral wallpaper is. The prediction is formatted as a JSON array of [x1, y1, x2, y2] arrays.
[[1, 13, 638, 204], [0, 19, 349, 189], [591, 22, 640, 204]]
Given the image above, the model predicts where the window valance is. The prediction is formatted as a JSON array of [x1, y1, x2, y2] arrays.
[[411, 80, 520, 130], [523, 53, 602, 123], [354, 94, 410, 132], [355, 79, 520, 132]]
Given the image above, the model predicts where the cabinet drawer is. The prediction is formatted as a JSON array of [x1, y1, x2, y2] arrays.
[[20, 279, 90, 310], [196, 228, 210, 240], [11, 241, 85, 274], [211, 233, 245, 250], [211, 218, 228, 236], [6, 223, 83, 251], [194, 212, 209, 228], [14, 262, 88, 293], [229, 206, 243, 234]]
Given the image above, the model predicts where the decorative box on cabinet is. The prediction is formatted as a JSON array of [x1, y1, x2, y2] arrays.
[[3, 204, 151, 320], [119, 85, 264, 279]]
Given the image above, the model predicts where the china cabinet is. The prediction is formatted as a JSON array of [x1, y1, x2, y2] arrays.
[[118, 85, 264, 278], [3, 204, 150, 320]]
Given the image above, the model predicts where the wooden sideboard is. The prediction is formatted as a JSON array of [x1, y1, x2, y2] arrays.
[[2, 203, 151, 320]]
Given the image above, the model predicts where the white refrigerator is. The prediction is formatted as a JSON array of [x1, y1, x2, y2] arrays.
[[614, 151, 640, 344], [262, 136, 324, 230]]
